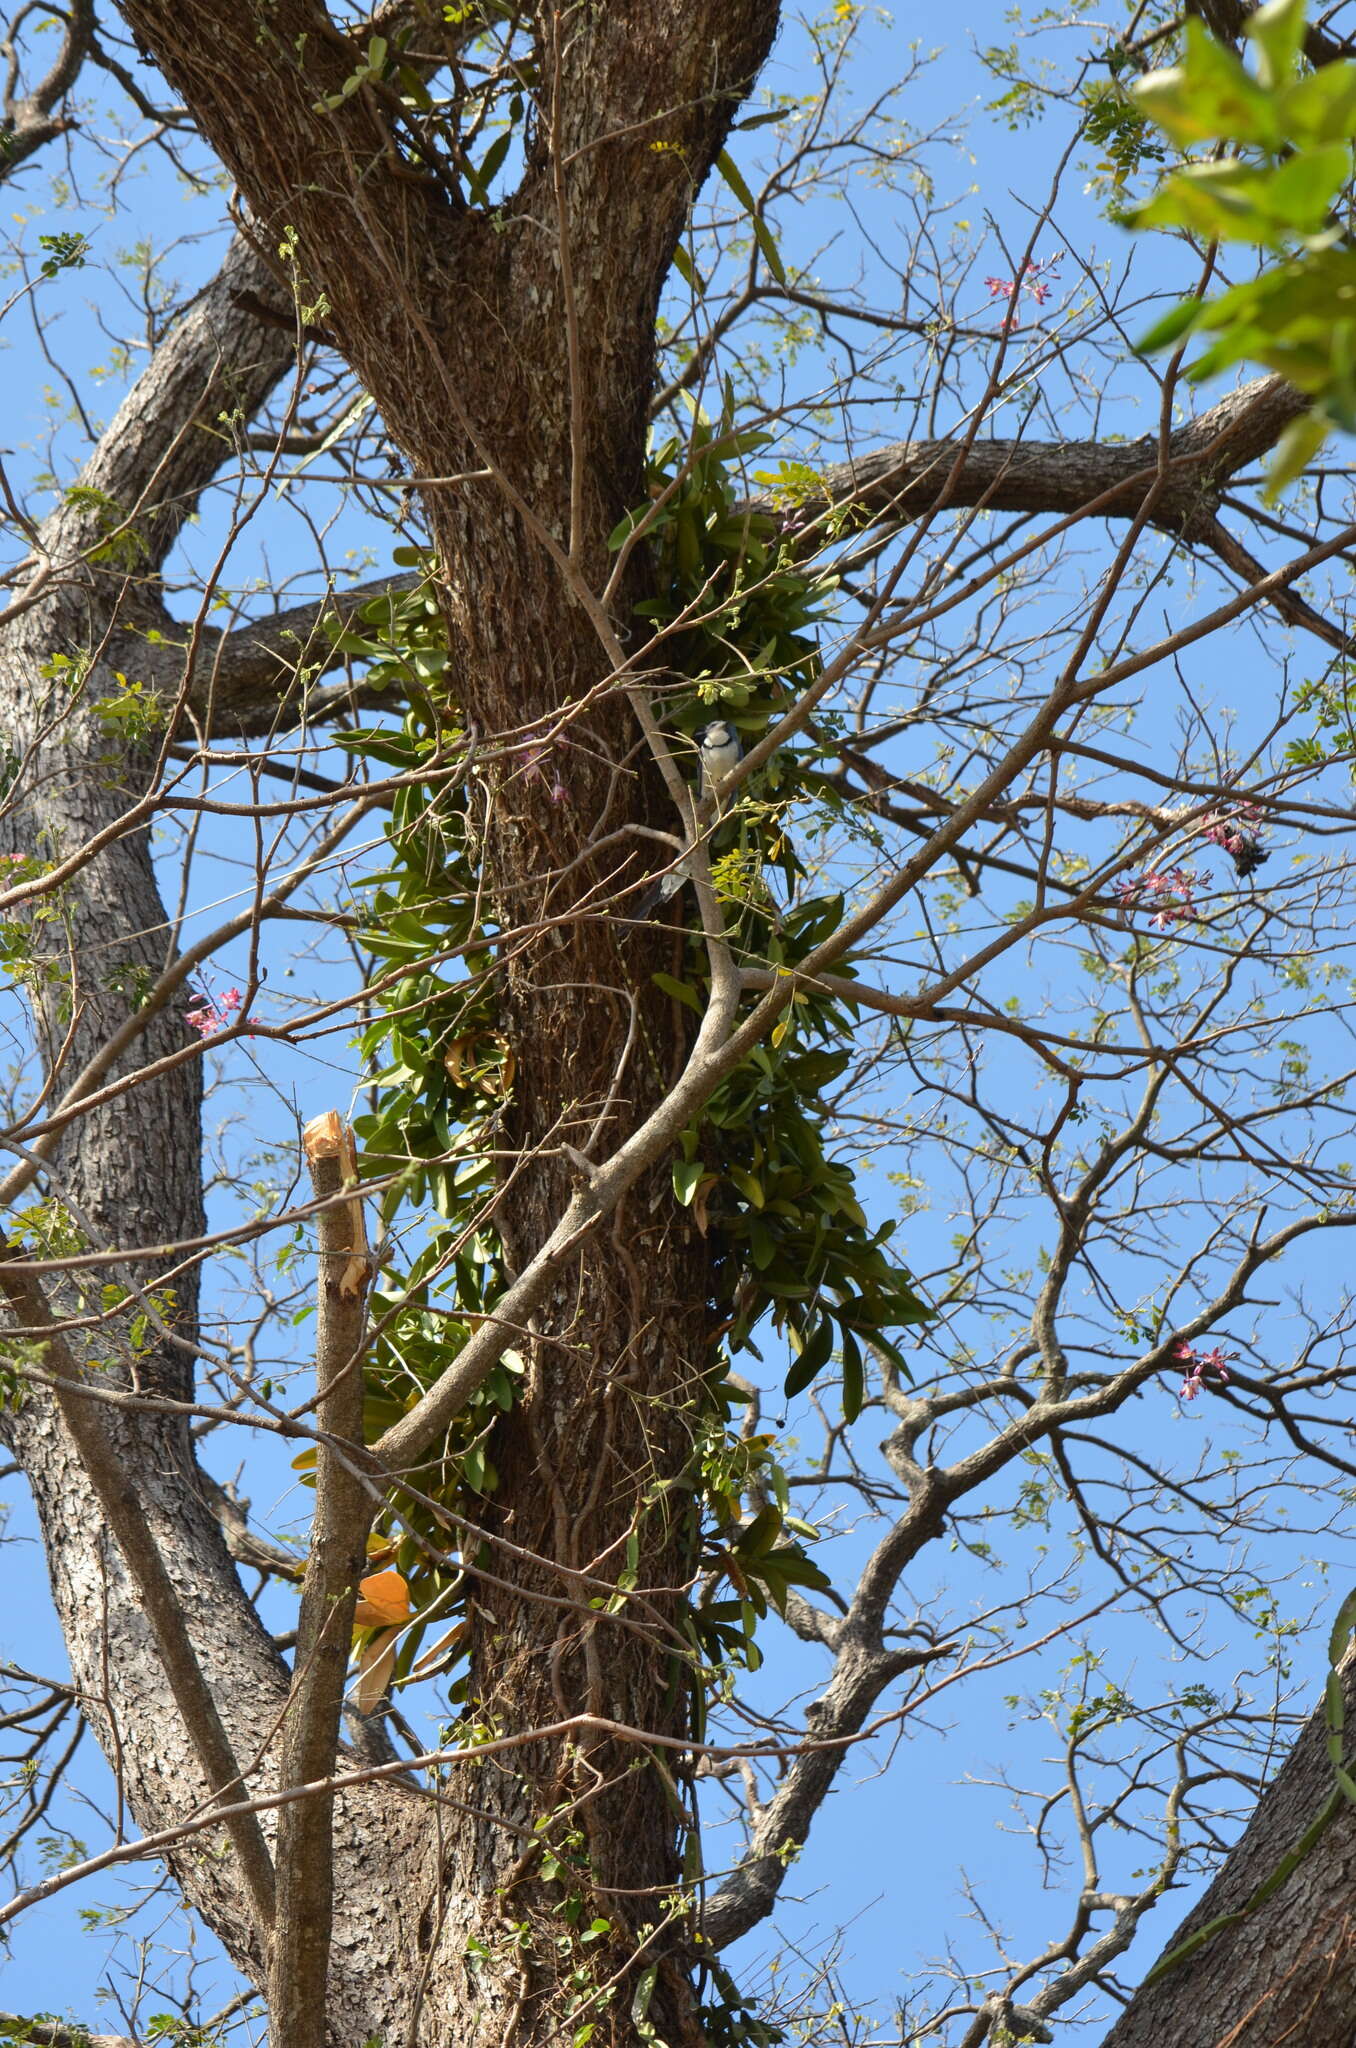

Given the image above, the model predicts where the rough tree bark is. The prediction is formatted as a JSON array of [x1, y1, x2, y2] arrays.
[[0, 231, 437, 2042], [1099, 1654, 1356, 2048], [14, 2, 782, 2041]]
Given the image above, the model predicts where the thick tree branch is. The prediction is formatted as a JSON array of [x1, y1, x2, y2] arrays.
[[701, 1632, 948, 1951], [201, 1470, 304, 1582], [763, 376, 1306, 530], [43, 232, 300, 576], [270, 1115, 375, 2048], [0, 0, 94, 180], [0, 2017, 135, 2048], [138, 570, 420, 730], [1099, 1649, 1356, 2048], [0, 1244, 277, 1933], [155, 377, 1330, 735]]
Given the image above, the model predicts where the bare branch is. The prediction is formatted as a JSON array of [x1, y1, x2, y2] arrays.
[[141, 570, 421, 730], [270, 1114, 374, 2047]]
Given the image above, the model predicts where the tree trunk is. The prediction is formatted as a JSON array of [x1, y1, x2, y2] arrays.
[[1099, 1653, 1356, 2048], [0, 249, 439, 2045], [2, 2, 781, 2039]]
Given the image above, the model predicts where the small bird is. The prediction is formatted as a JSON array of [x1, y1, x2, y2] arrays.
[[1203, 812, 1268, 880], [633, 720, 745, 918], [696, 719, 743, 802], [1220, 826, 1268, 879]]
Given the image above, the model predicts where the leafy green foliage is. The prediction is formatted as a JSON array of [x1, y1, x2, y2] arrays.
[[60, 484, 144, 567], [307, 6, 532, 215], [1127, 0, 1356, 494], [714, 150, 788, 285], [668, 929, 929, 1422], [1082, 75, 1171, 196], [1284, 668, 1356, 771], [624, 412, 928, 1415], [697, 1955, 787, 2048], [312, 35, 390, 114], [319, 411, 927, 1694], [92, 675, 163, 741], [613, 402, 834, 718], [37, 231, 88, 279]]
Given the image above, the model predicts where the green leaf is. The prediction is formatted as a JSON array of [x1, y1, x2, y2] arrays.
[[671, 244, 701, 292], [1247, 0, 1307, 89], [467, 129, 513, 205], [652, 970, 704, 1013], [735, 1503, 784, 1557], [631, 1964, 658, 2025], [1132, 21, 1278, 146], [840, 1327, 864, 1423], [1129, 147, 1350, 245], [1281, 60, 1356, 143], [716, 148, 788, 285], [1135, 297, 1206, 356], [783, 1316, 834, 1398], [748, 1217, 777, 1270], [1327, 1585, 1356, 1669], [1263, 407, 1332, 501], [672, 1158, 705, 1206], [1260, 143, 1353, 229]]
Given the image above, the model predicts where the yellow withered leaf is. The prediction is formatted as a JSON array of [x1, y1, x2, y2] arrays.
[[354, 1627, 399, 1714]]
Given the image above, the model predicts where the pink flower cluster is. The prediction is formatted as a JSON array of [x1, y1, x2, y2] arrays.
[[1113, 866, 1199, 928], [985, 252, 1062, 328], [1173, 1339, 1235, 1401], [185, 986, 242, 1038]]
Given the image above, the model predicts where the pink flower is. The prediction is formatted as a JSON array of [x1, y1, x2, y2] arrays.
[[1116, 866, 1199, 927], [186, 986, 242, 1038], [1173, 1339, 1235, 1400], [984, 252, 1061, 328], [509, 724, 573, 805]]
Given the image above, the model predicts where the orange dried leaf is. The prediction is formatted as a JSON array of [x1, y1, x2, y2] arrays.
[[354, 1568, 412, 1628]]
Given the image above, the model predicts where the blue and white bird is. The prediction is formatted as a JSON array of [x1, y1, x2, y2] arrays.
[[634, 720, 745, 918], [695, 719, 743, 801]]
